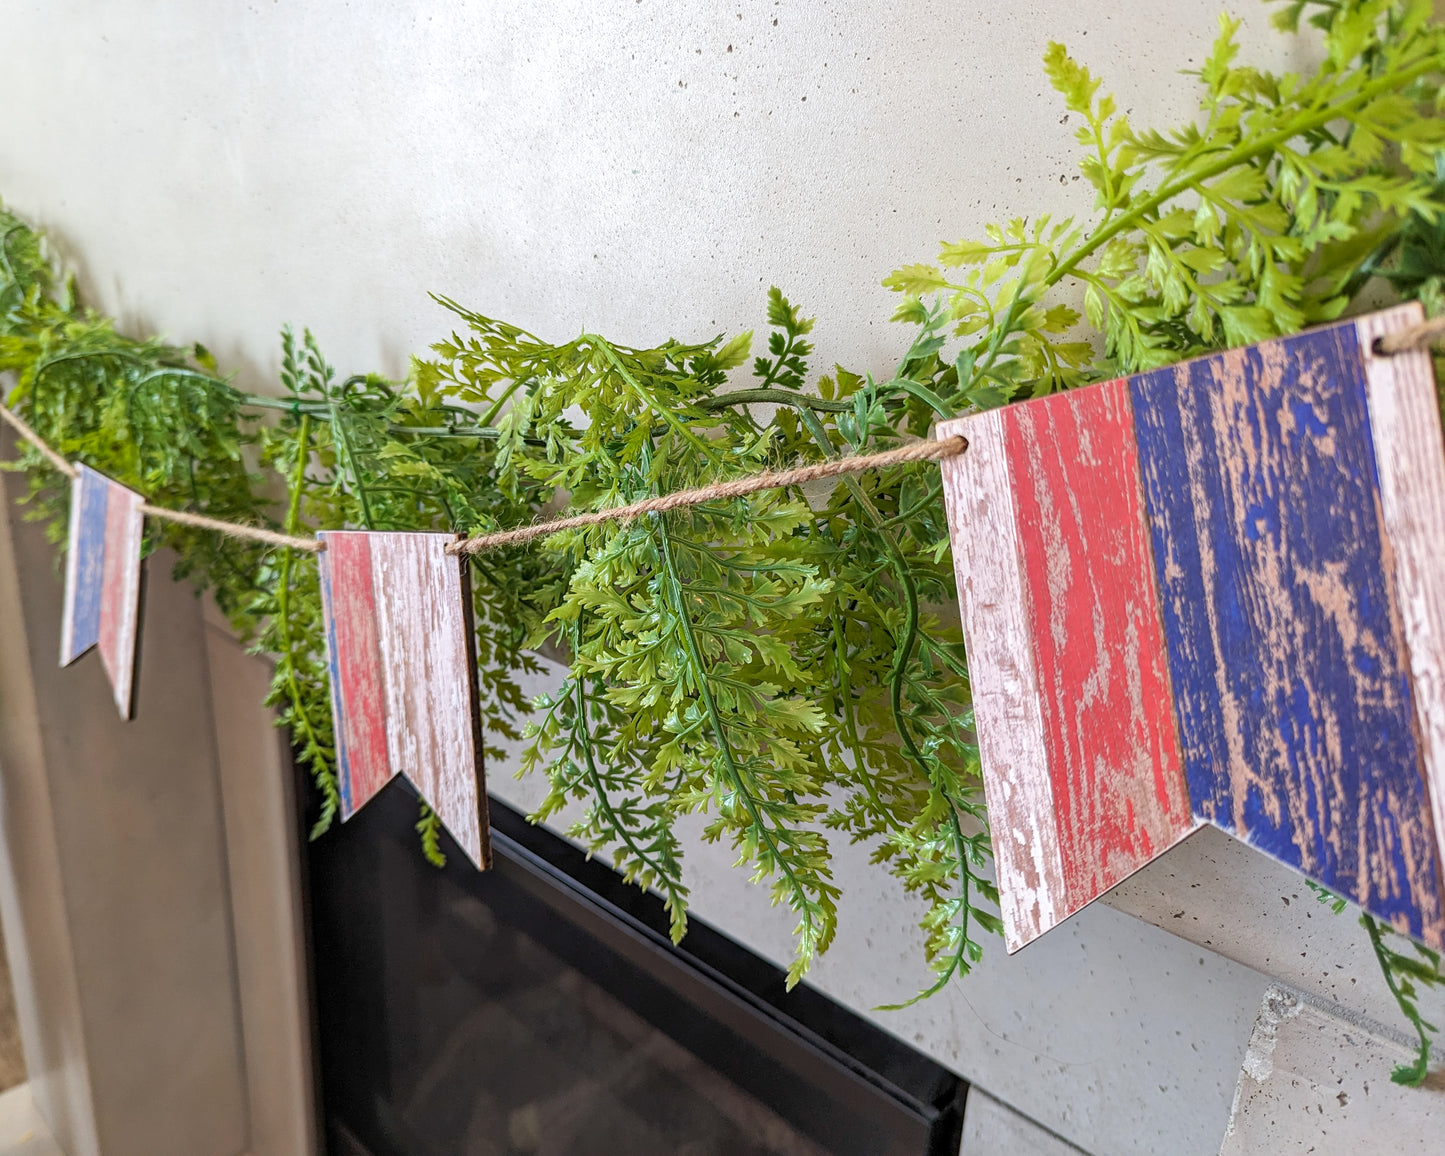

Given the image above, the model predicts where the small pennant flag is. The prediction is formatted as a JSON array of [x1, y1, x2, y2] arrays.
[[938, 304, 1445, 955], [317, 531, 491, 869], [60, 464, 146, 719]]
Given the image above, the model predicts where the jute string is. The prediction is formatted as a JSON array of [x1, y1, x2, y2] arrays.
[[0, 401, 321, 552], [0, 396, 965, 555], [445, 436, 969, 555], [0, 402, 79, 480], [1375, 314, 1445, 354], [2, 307, 1443, 557], [134, 502, 324, 553]]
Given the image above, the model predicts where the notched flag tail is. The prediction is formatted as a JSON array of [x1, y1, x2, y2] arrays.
[[318, 530, 491, 869], [60, 464, 146, 719], [938, 304, 1445, 956]]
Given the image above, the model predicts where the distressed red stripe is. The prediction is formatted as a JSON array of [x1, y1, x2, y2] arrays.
[[97, 488, 127, 681], [1002, 378, 1193, 911], [321, 532, 393, 816], [97, 482, 143, 715]]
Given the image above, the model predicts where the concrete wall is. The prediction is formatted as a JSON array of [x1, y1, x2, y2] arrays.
[[0, 3, 1440, 1153]]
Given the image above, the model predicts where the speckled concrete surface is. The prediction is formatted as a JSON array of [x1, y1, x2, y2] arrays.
[[961, 1088, 1087, 1155]]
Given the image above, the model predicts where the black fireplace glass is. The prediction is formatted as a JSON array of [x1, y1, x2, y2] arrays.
[[305, 778, 966, 1156]]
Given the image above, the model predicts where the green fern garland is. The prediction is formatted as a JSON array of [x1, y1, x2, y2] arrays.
[[1, 0, 1443, 1062]]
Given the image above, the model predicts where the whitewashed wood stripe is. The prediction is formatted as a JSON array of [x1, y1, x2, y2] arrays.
[[106, 486, 145, 718], [1357, 304, 1445, 880], [371, 533, 488, 868], [937, 412, 1065, 950]]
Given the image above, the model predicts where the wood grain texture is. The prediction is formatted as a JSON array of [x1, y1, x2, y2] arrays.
[[937, 412, 1065, 951], [1130, 322, 1445, 945], [318, 531, 394, 817], [370, 533, 490, 869], [1002, 379, 1195, 911], [60, 467, 108, 664], [1356, 304, 1445, 905], [319, 531, 490, 868], [59, 466, 144, 718], [97, 481, 144, 718]]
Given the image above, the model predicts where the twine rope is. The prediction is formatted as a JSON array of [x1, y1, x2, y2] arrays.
[[134, 502, 324, 552], [0, 402, 79, 479], [0, 400, 320, 551], [0, 395, 966, 555], [446, 436, 970, 555], [1375, 314, 1445, 354], [4, 306, 1443, 557]]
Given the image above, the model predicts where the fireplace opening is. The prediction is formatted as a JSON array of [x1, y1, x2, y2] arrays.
[[305, 778, 967, 1155]]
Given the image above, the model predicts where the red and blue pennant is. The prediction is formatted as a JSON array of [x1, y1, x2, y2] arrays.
[[317, 530, 491, 869], [938, 303, 1445, 953], [60, 464, 146, 719]]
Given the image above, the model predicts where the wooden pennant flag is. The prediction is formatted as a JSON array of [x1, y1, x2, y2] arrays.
[[938, 303, 1445, 954], [938, 382, 1197, 948], [60, 464, 146, 719], [317, 531, 491, 869]]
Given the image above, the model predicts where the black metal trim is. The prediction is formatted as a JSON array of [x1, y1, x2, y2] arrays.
[[308, 776, 967, 1155]]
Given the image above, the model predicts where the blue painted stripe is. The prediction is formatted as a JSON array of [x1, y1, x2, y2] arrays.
[[64, 467, 110, 660], [1130, 323, 1444, 938]]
